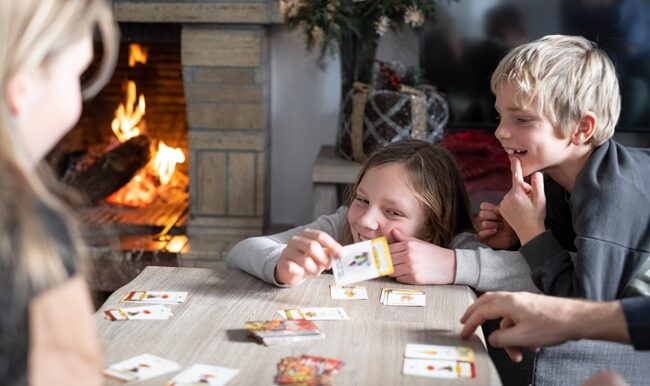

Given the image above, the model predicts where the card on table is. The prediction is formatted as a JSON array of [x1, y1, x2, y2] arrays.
[[404, 344, 475, 363], [103, 353, 181, 382], [403, 358, 475, 379], [120, 290, 188, 304], [165, 364, 239, 386], [278, 307, 349, 321], [380, 288, 426, 307], [245, 320, 325, 346], [275, 355, 344, 386], [332, 236, 393, 286], [329, 285, 368, 300], [104, 305, 173, 321]]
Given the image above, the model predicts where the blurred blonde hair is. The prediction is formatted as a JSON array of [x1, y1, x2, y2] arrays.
[[341, 140, 474, 248], [491, 34, 620, 145], [0, 0, 117, 291]]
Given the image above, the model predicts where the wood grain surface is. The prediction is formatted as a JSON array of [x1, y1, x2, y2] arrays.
[[96, 266, 502, 385]]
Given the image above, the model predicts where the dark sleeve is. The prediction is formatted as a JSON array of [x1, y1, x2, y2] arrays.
[[621, 297, 650, 350]]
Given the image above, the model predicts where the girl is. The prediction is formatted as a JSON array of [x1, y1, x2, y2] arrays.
[[1, 0, 117, 385], [227, 139, 537, 291]]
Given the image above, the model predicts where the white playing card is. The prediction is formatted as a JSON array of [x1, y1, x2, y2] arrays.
[[164, 364, 239, 386], [278, 307, 350, 320], [405, 344, 475, 363], [103, 353, 181, 382], [403, 358, 475, 379], [104, 305, 173, 321], [380, 288, 425, 306], [121, 290, 188, 304], [332, 237, 393, 286], [329, 285, 368, 300]]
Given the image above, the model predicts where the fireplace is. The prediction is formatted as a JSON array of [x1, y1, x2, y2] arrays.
[[51, 1, 281, 291]]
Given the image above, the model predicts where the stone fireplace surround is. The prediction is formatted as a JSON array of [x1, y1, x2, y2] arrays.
[[111, 0, 281, 264]]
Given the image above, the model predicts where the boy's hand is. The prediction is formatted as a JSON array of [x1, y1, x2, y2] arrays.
[[476, 202, 518, 249], [387, 228, 456, 285], [499, 158, 546, 245], [275, 228, 343, 286]]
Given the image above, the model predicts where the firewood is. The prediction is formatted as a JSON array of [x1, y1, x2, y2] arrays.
[[68, 135, 152, 205]]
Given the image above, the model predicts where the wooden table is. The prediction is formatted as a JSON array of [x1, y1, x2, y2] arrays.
[[96, 266, 502, 385]]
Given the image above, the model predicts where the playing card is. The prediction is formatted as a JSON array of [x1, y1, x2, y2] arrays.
[[405, 344, 475, 363], [380, 288, 426, 307], [332, 237, 393, 286], [120, 290, 188, 304], [275, 355, 344, 385], [403, 358, 475, 379], [165, 364, 239, 386], [329, 285, 368, 300], [104, 305, 173, 321], [278, 307, 349, 320], [103, 353, 181, 382]]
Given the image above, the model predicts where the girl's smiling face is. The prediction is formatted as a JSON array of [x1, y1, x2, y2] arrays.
[[347, 163, 428, 244]]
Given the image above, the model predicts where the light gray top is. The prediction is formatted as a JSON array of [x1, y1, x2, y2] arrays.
[[227, 207, 539, 293], [97, 266, 502, 386]]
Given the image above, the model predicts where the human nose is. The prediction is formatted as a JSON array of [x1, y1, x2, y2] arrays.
[[357, 207, 380, 231], [495, 121, 511, 140]]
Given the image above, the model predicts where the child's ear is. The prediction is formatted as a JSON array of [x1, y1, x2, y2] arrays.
[[571, 111, 597, 145], [5, 71, 38, 117]]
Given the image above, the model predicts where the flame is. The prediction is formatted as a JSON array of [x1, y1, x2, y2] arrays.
[[111, 80, 145, 142], [128, 43, 148, 67], [152, 141, 186, 185]]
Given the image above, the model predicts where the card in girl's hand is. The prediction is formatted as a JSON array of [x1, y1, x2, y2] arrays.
[[104, 305, 173, 321], [120, 290, 188, 304], [103, 353, 181, 382], [164, 364, 239, 386], [332, 237, 393, 286], [329, 285, 368, 300], [278, 307, 349, 320]]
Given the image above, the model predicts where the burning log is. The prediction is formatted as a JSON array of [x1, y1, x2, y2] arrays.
[[69, 135, 152, 205]]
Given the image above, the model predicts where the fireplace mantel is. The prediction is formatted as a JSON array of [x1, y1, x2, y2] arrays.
[[111, 0, 281, 24]]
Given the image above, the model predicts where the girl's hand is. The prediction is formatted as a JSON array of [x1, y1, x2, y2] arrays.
[[476, 202, 518, 249], [274, 228, 343, 286], [498, 158, 546, 245], [388, 228, 456, 285]]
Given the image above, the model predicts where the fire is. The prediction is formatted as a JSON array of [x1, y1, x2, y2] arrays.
[[152, 141, 186, 186], [111, 80, 145, 142], [104, 43, 186, 207], [128, 43, 148, 67]]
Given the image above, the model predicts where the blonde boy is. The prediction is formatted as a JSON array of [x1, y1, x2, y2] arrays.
[[478, 35, 650, 300]]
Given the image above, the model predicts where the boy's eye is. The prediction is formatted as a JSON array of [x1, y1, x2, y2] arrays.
[[355, 196, 369, 204]]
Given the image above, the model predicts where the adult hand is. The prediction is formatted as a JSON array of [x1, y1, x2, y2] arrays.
[[275, 228, 343, 286], [388, 228, 456, 285], [475, 202, 518, 249], [498, 158, 546, 245]]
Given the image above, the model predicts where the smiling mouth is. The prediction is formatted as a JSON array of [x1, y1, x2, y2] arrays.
[[504, 147, 527, 155]]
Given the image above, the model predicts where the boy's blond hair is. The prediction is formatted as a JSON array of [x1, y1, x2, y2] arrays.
[[491, 35, 620, 145]]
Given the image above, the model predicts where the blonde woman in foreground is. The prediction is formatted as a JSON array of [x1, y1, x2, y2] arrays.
[[0, 0, 117, 385]]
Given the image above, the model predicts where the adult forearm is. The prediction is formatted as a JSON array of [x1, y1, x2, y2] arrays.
[[573, 301, 630, 345]]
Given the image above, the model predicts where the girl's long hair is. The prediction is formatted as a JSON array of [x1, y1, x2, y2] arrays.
[[0, 0, 117, 292], [341, 140, 474, 247]]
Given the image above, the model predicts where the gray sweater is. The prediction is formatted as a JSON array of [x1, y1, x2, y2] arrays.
[[226, 206, 539, 292], [520, 140, 650, 300]]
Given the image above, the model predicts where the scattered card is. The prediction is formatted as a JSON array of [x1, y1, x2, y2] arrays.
[[329, 285, 368, 300], [165, 364, 239, 386], [404, 344, 475, 362], [120, 291, 188, 304], [332, 237, 393, 286], [278, 307, 349, 321], [380, 288, 425, 307], [103, 353, 181, 382], [275, 355, 344, 385], [245, 320, 325, 346], [403, 358, 475, 379], [104, 305, 173, 321]]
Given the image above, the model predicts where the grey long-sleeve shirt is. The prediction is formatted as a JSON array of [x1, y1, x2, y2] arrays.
[[227, 206, 539, 292]]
